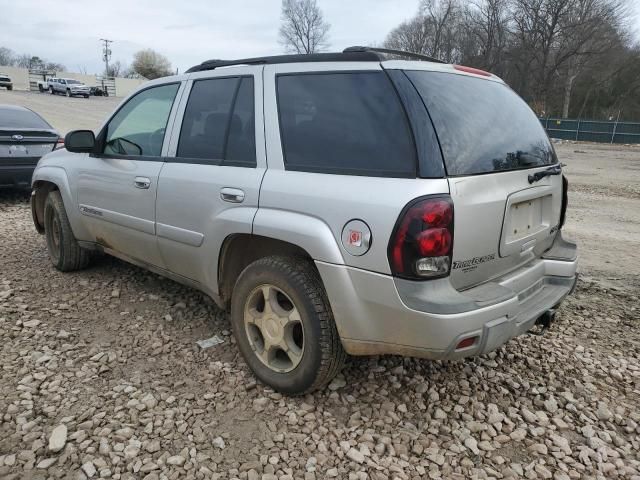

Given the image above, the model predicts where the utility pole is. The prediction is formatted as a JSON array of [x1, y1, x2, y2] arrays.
[[100, 38, 113, 76]]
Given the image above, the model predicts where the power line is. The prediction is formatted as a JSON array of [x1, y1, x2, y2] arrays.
[[100, 38, 113, 76]]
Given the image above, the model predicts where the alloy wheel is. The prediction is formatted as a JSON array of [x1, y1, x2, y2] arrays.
[[243, 284, 304, 373]]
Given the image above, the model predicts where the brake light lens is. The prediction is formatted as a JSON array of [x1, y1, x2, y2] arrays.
[[388, 197, 454, 279], [53, 138, 64, 150], [453, 65, 492, 77]]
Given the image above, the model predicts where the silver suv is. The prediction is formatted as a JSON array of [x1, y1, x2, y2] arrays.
[[31, 47, 578, 394]]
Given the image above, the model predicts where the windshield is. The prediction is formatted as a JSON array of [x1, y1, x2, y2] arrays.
[[66, 80, 81, 85], [406, 71, 556, 176]]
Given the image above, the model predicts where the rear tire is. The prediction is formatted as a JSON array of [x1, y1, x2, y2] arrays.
[[7, 86, 12, 91], [38, 85, 44, 92], [84, 94, 89, 98], [44, 191, 90, 272], [230, 256, 346, 395], [66, 89, 71, 97]]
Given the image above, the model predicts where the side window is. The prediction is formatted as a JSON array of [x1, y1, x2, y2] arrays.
[[277, 72, 416, 177], [176, 76, 256, 167], [226, 78, 256, 167], [104, 83, 179, 157]]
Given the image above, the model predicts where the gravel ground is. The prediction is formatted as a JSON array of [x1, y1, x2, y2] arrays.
[[0, 143, 639, 480]]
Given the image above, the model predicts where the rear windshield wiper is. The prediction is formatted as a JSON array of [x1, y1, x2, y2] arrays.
[[528, 163, 565, 184]]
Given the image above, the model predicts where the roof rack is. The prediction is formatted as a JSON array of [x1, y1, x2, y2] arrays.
[[186, 46, 444, 73], [343, 46, 445, 64]]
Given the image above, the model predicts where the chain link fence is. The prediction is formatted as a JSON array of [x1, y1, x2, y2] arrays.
[[540, 117, 640, 144]]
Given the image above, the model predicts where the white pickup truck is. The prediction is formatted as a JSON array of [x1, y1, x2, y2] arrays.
[[47, 78, 90, 98]]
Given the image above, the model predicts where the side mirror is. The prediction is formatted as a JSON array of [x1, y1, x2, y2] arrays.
[[64, 130, 95, 153]]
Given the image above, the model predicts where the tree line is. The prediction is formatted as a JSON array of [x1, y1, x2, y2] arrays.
[[278, 0, 639, 121], [0, 47, 172, 80], [383, 0, 639, 121]]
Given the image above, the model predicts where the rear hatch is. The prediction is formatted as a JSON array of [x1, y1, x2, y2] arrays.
[[404, 69, 562, 290]]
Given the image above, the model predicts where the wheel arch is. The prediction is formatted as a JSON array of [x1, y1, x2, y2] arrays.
[[218, 234, 316, 310], [31, 180, 59, 233], [31, 167, 90, 240]]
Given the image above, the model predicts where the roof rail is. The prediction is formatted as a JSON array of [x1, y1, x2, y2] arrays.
[[186, 50, 381, 73], [343, 46, 445, 64], [186, 47, 444, 73]]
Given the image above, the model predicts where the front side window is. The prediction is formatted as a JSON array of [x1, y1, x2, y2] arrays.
[[177, 76, 256, 167], [276, 72, 416, 177], [104, 83, 179, 157]]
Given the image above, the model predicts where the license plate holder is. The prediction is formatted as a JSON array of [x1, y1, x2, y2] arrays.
[[506, 198, 545, 242], [500, 186, 556, 258]]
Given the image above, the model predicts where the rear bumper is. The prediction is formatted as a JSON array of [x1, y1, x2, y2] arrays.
[[318, 233, 578, 360], [0, 163, 37, 187]]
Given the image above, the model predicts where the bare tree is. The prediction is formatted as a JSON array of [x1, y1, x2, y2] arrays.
[[384, 16, 434, 54], [384, 0, 462, 62], [383, 0, 638, 120], [278, 0, 330, 54], [106, 60, 126, 78], [462, 0, 510, 73], [420, 0, 461, 62], [0, 47, 15, 66], [45, 61, 65, 72], [131, 49, 172, 79]]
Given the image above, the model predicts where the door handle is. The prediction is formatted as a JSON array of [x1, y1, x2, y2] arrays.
[[220, 187, 245, 203], [134, 177, 151, 189]]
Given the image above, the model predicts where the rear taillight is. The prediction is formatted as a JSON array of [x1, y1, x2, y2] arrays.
[[388, 196, 454, 280], [559, 175, 568, 229], [53, 138, 64, 150]]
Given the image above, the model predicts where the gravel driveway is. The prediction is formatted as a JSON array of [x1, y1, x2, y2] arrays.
[[0, 90, 121, 134], [0, 143, 639, 480]]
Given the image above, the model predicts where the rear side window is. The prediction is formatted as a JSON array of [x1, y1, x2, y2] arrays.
[[0, 108, 51, 129], [177, 76, 256, 167], [406, 71, 556, 176], [277, 72, 416, 177]]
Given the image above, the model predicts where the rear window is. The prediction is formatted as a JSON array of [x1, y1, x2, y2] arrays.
[[0, 108, 51, 129], [277, 72, 416, 177], [406, 71, 556, 176]]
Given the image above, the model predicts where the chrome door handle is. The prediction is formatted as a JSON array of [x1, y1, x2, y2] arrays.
[[220, 187, 245, 203], [134, 177, 151, 189]]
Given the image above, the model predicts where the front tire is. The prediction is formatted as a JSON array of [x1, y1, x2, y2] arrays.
[[44, 191, 90, 272], [49, 86, 54, 94], [230, 256, 346, 395]]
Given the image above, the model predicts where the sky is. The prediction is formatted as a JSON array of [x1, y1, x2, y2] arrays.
[[0, 0, 422, 75]]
